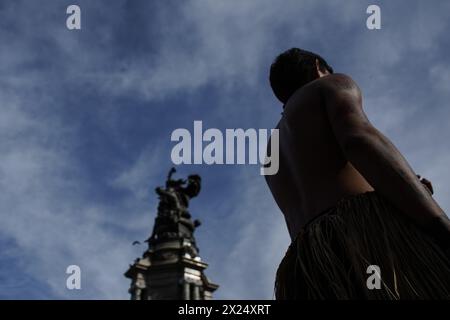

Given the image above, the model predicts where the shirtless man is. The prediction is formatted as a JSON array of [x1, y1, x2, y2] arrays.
[[265, 48, 450, 299]]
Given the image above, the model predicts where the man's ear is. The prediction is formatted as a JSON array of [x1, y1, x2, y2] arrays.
[[315, 59, 327, 77]]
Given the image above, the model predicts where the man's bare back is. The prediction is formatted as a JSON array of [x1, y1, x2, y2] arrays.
[[266, 74, 374, 239]]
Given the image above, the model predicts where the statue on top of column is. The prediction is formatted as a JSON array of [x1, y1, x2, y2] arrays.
[[150, 168, 202, 244]]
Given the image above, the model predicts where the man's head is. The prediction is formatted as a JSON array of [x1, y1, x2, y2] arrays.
[[269, 48, 333, 104]]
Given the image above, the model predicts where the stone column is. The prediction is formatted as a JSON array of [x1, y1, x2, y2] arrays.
[[191, 284, 200, 300], [183, 281, 190, 300]]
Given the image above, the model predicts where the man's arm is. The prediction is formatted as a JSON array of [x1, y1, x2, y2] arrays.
[[321, 74, 450, 246]]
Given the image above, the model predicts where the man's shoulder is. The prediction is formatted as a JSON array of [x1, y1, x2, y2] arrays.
[[315, 73, 359, 91], [291, 74, 359, 101], [318, 74, 363, 114], [317, 74, 361, 99], [287, 74, 360, 111]]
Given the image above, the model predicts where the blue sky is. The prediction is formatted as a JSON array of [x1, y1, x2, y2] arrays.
[[1, 0, 450, 299]]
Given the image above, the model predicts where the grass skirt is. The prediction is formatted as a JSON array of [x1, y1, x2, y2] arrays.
[[275, 191, 450, 299]]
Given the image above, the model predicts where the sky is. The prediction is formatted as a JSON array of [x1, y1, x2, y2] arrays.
[[1, 0, 450, 299]]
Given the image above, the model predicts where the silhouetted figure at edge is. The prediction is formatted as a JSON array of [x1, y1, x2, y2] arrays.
[[266, 48, 450, 299]]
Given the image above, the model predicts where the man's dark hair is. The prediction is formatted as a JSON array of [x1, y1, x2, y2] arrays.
[[269, 48, 334, 104]]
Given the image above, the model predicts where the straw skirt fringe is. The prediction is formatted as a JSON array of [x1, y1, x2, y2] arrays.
[[275, 191, 450, 299]]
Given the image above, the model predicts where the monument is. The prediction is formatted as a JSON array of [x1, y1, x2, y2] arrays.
[[125, 168, 219, 300]]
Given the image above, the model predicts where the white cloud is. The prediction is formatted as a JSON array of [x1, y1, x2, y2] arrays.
[[0, 87, 151, 298], [212, 169, 289, 299], [92, 0, 362, 101], [111, 146, 164, 201]]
